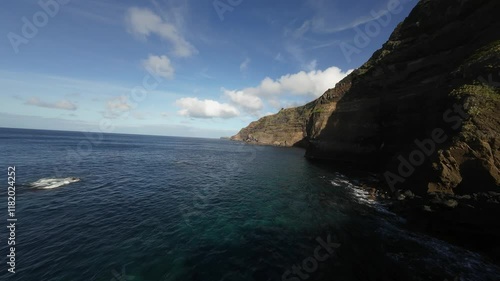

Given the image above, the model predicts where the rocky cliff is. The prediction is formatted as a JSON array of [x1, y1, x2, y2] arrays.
[[231, 0, 500, 195], [230, 103, 314, 147]]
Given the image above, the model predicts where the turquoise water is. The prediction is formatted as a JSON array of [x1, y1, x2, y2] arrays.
[[0, 128, 499, 281]]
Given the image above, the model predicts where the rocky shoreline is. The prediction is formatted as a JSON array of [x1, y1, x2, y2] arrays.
[[354, 181, 500, 263]]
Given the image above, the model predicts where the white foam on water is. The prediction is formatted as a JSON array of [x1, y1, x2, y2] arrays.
[[331, 178, 375, 203], [330, 178, 395, 216], [30, 177, 80, 190]]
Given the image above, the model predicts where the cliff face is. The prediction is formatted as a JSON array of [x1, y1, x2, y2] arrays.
[[231, 0, 500, 194], [230, 103, 314, 147], [230, 78, 353, 147]]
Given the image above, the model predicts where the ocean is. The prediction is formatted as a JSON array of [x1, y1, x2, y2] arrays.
[[0, 127, 499, 281]]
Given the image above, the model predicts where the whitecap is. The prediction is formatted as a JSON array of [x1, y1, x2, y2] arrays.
[[30, 177, 80, 190]]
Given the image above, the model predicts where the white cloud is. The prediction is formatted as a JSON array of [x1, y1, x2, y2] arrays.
[[25, 97, 77, 111], [125, 7, 197, 57], [224, 89, 264, 114], [104, 96, 133, 118], [240, 58, 251, 72], [176, 97, 239, 119], [266, 99, 303, 110], [228, 66, 352, 99], [142, 55, 175, 79], [268, 99, 282, 109]]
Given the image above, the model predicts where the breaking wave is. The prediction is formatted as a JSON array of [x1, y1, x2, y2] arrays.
[[30, 177, 80, 190]]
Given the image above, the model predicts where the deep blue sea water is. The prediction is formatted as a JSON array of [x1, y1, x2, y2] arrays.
[[0, 127, 499, 281]]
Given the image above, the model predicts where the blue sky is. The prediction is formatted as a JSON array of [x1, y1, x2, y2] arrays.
[[0, 0, 417, 138]]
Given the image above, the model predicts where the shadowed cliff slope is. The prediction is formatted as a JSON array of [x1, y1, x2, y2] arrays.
[[231, 0, 500, 194]]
